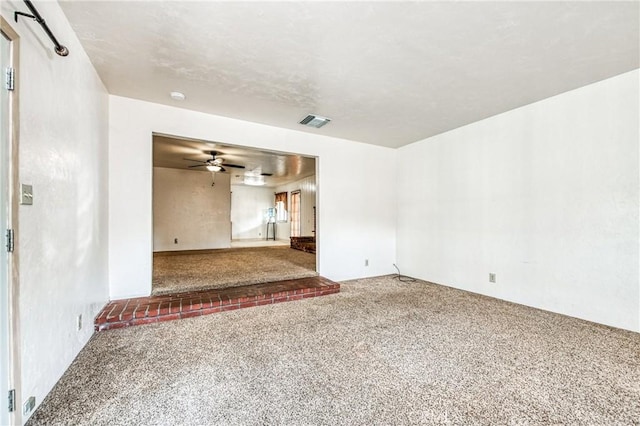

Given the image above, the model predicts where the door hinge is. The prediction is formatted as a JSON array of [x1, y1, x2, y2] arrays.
[[5, 67, 15, 91], [8, 389, 15, 412], [5, 229, 14, 253]]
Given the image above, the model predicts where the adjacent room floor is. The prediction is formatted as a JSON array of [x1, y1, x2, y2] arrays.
[[230, 238, 289, 248], [28, 276, 639, 425], [152, 246, 317, 295]]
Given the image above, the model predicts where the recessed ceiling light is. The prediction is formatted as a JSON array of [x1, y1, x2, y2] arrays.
[[299, 114, 331, 128], [170, 91, 186, 101]]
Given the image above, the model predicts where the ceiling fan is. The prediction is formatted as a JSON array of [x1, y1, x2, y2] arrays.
[[183, 151, 245, 173]]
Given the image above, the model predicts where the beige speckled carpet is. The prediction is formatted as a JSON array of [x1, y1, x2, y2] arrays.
[[153, 246, 317, 295], [27, 276, 640, 425]]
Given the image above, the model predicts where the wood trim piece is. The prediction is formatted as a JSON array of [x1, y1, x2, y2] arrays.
[[1, 15, 22, 426]]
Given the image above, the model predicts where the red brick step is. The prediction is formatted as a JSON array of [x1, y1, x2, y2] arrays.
[[95, 276, 340, 331]]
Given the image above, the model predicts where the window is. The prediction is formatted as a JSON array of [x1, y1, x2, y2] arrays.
[[275, 192, 288, 222], [290, 190, 301, 237]]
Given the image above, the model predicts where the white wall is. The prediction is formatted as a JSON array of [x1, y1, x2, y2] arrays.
[[153, 167, 231, 251], [109, 96, 397, 298], [397, 70, 640, 332], [1, 1, 110, 422], [275, 175, 317, 240], [230, 184, 274, 240]]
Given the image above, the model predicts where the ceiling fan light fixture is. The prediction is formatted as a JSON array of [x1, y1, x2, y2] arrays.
[[299, 114, 331, 128], [206, 165, 222, 172]]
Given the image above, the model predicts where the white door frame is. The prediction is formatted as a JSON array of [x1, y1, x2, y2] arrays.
[[1, 16, 22, 426]]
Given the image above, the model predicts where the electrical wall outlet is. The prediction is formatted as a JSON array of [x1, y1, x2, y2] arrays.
[[77, 314, 82, 331], [23, 396, 35, 415], [364, 259, 369, 267], [489, 273, 496, 283]]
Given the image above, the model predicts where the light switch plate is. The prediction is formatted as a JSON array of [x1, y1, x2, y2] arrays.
[[20, 184, 33, 205]]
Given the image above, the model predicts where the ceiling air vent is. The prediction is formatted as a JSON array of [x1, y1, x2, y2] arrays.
[[299, 114, 331, 128]]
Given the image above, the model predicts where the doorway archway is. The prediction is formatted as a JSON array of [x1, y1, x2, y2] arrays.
[[151, 133, 319, 295]]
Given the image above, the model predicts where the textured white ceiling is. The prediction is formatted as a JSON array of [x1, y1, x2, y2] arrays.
[[60, 1, 639, 148]]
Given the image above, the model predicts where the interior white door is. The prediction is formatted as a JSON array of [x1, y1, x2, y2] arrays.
[[0, 29, 12, 426]]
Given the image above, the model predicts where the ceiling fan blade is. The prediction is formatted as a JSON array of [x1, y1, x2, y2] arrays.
[[188, 164, 205, 168], [224, 163, 245, 169], [183, 158, 207, 164], [260, 173, 273, 176]]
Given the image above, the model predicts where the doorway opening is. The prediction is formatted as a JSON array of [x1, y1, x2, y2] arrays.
[[151, 134, 319, 295]]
